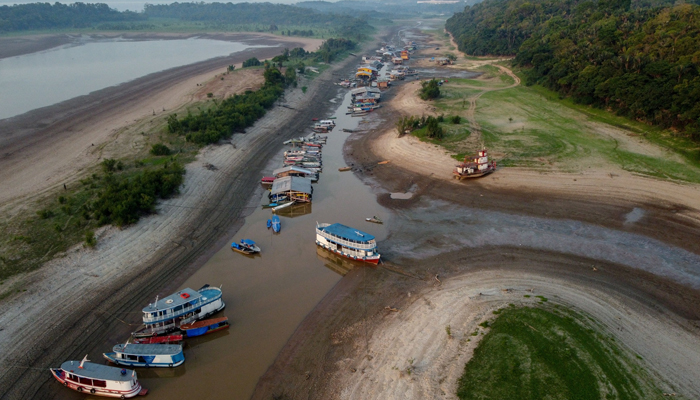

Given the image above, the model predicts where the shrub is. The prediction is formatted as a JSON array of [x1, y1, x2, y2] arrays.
[[150, 143, 171, 156], [451, 115, 462, 124], [242, 57, 262, 68], [84, 231, 97, 248], [426, 117, 444, 139], [419, 79, 440, 100]]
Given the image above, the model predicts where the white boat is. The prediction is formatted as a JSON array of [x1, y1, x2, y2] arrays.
[[104, 343, 185, 368], [50, 355, 147, 398], [315, 223, 381, 264], [132, 285, 225, 337], [272, 201, 296, 212]]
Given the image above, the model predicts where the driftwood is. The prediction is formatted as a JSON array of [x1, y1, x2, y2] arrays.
[[434, 274, 441, 285], [385, 306, 399, 312]]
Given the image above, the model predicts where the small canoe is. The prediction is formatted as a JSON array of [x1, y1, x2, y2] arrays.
[[132, 335, 183, 344], [261, 176, 275, 186], [366, 216, 383, 224], [262, 203, 278, 209], [271, 215, 281, 233], [272, 201, 295, 212], [231, 239, 261, 254], [378, 160, 390, 165], [338, 167, 352, 172], [267, 219, 272, 229], [180, 317, 230, 338]]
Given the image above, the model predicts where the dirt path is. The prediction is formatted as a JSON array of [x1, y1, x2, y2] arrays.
[[0, 36, 363, 400]]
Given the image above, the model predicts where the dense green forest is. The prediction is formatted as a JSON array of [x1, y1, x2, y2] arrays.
[[446, 0, 700, 140], [0, 2, 372, 38], [0, 2, 143, 32]]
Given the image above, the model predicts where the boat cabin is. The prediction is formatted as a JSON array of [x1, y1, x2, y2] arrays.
[[104, 343, 185, 368], [270, 176, 313, 203], [51, 358, 147, 398], [273, 166, 318, 181], [315, 223, 381, 264]]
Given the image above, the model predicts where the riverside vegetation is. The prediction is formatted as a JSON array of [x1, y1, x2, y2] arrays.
[[446, 0, 700, 141], [0, 37, 355, 282], [457, 306, 662, 399]]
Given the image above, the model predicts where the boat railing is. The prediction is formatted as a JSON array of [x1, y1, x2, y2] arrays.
[[142, 299, 205, 323], [316, 229, 375, 250]]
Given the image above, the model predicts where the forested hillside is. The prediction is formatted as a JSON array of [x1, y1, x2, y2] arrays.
[[0, 2, 143, 32], [446, 0, 700, 139]]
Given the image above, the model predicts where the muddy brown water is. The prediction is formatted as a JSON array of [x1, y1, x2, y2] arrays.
[[134, 89, 387, 399]]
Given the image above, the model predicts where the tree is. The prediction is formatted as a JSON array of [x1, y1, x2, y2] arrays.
[[420, 79, 440, 100]]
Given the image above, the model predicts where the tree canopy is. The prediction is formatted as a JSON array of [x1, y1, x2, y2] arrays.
[[446, 0, 700, 139]]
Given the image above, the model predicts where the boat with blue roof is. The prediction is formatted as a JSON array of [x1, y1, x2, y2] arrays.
[[132, 284, 225, 337], [180, 316, 230, 338], [104, 343, 184, 368], [50, 355, 148, 397], [315, 222, 381, 264]]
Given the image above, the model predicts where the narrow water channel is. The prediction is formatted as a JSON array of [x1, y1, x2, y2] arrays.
[[136, 88, 387, 399]]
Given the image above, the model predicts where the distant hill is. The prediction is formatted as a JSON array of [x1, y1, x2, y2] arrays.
[[0, 2, 144, 32], [446, 0, 700, 140]]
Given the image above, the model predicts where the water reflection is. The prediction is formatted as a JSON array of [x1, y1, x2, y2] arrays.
[[316, 247, 380, 277], [275, 202, 313, 218]]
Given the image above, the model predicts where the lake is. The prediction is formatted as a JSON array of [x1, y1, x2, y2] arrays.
[[0, 37, 267, 120]]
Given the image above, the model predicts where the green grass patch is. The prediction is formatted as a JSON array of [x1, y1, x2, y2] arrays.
[[457, 307, 662, 400]]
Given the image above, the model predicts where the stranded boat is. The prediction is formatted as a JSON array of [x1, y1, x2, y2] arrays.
[[453, 149, 496, 180], [231, 239, 261, 255], [365, 216, 383, 224], [133, 285, 225, 337], [132, 334, 182, 344], [315, 223, 381, 264], [104, 343, 184, 368], [50, 355, 148, 398], [271, 215, 281, 233], [180, 317, 230, 338]]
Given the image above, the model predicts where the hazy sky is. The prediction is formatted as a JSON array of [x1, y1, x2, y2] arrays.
[[0, 0, 323, 12]]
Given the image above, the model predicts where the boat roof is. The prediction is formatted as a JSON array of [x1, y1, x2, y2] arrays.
[[271, 176, 312, 195], [60, 361, 134, 381], [320, 223, 375, 242], [142, 287, 201, 313], [114, 343, 182, 355], [241, 239, 256, 245]]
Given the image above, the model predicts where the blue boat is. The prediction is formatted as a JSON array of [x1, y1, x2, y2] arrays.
[[266, 219, 272, 229], [103, 343, 185, 368], [271, 215, 281, 233], [180, 317, 230, 338], [231, 239, 261, 255]]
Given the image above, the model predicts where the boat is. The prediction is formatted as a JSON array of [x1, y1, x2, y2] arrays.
[[272, 201, 295, 212], [104, 343, 184, 368], [365, 216, 383, 224], [315, 223, 381, 264], [133, 285, 225, 337], [132, 334, 183, 344], [338, 167, 352, 172], [50, 355, 148, 398], [261, 176, 275, 186], [377, 160, 390, 165], [267, 219, 272, 229], [453, 149, 496, 180], [262, 203, 278, 209], [342, 128, 355, 133], [231, 239, 261, 255], [180, 317, 230, 338], [271, 215, 281, 233]]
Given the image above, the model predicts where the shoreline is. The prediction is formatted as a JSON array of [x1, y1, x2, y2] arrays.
[[0, 34, 356, 399], [0, 31, 323, 60], [250, 24, 700, 399], [0, 33, 321, 209]]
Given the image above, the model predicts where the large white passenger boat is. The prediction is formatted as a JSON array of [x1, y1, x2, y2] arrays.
[[315, 223, 381, 264], [133, 284, 225, 337], [50, 356, 147, 398]]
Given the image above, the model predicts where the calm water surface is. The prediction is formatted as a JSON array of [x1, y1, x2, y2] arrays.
[[135, 89, 387, 399], [0, 38, 266, 120]]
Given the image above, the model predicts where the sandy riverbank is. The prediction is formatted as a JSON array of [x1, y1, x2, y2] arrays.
[[0, 33, 322, 213], [251, 25, 700, 400], [0, 32, 354, 398]]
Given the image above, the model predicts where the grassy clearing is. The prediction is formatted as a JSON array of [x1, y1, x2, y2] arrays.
[[425, 64, 700, 182], [457, 306, 662, 400]]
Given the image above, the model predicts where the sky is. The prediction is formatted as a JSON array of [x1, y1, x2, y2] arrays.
[[0, 0, 321, 12]]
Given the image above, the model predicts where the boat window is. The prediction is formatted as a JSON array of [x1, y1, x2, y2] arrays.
[[128, 355, 138, 361], [173, 305, 183, 312], [78, 376, 92, 385], [68, 373, 76, 381], [93, 379, 107, 388]]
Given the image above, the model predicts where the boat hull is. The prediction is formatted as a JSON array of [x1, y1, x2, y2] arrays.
[[315, 242, 380, 264], [103, 352, 185, 368], [181, 318, 230, 338]]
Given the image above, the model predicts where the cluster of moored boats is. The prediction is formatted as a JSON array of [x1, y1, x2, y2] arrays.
[[51, 285, 228, 397]]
